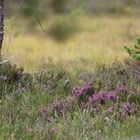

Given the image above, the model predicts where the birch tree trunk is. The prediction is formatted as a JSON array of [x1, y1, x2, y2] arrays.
[[0, 0, 4, 59]]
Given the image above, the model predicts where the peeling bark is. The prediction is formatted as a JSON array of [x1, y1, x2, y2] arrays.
[[0, 0, 4, 59]]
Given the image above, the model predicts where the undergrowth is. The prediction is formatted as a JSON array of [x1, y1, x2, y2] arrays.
[[0, 59, 140, 139]]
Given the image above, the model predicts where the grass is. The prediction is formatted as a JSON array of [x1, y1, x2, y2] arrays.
[[0, 60, 140, 139], [2, 15, 140, 72]]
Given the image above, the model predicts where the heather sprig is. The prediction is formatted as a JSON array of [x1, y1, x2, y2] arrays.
[[73, 81, 93, 97], [118, 85, 127, 93], [121, 102, 138, 117], [39, 95, 77, 120], [107, 102, 138, 119], [92, 90, 119, 104], [108, 107, 114, 113]]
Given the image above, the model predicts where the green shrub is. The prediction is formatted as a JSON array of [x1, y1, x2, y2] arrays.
[[50, 0, 68, 14], [20, 0, 38, 17], [124, 38, 140, 81], [124, 38, 140, 61], [0, 63, 32, 96], [48, 16, 78, 41]]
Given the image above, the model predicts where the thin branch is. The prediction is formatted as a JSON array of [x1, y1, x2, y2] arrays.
[[33, 13, 46, 33], [14, 0, 46, 33]]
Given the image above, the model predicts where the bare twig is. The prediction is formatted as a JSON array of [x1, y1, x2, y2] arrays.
[[14, 0, 46, 33]]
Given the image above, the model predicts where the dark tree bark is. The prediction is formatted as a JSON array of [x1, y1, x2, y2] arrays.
[[0, 0, 4, 59]]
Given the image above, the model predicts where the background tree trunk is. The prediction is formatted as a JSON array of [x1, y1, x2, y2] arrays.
[[0, 0, 4, 60]]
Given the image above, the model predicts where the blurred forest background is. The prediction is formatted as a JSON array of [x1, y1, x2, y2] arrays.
[[5, 0, 140, 16], [3, 0, 140, 71]]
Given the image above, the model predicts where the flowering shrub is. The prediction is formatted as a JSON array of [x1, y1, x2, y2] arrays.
[[91, 85, 138, 116], [39, 81, 93, 119], [107, 102, 138, 119], [73, 81, 93, 97], [92, 91, 119, 104], [40, 80, 138, 120], [38, 95, 77, 120]]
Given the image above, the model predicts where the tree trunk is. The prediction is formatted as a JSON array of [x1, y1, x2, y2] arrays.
[[0, 0, 4, 60]]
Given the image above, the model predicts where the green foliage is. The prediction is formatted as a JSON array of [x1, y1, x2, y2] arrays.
[[20, 0, 39, 17], [0, 63, 32, 97], [124, 38, 140, 61], [50, 0, 68, 14], [48, 16, 78, 41], [5, 0, 140, 19]]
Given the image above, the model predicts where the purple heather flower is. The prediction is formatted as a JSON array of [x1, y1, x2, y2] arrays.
[[108, 107, 114, 113], [106, 91, 118, 100], [121, 103, 137, 117], [118, 85, 127, 93], [40, 95, 77, 119], [92, 91, 119, 104], [74, 81, 93, 97], [92, 92, 101, 103]]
